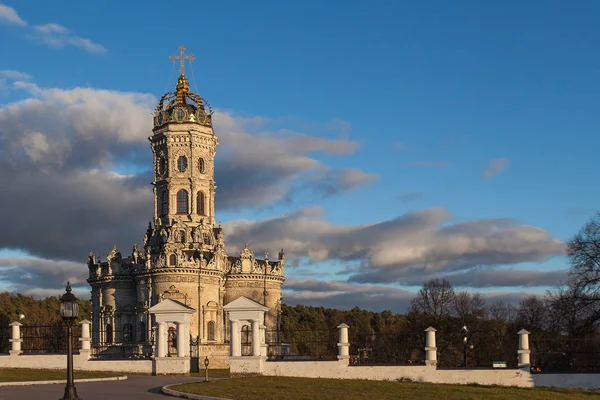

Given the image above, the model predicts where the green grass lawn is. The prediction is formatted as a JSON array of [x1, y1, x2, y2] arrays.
[[170, 376, 600, 400], [190, 368, 230, 379], [0, 369, 122, 382]]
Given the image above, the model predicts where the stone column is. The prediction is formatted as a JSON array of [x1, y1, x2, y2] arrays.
[[251, 319, 261, 357], [9, 321, 22, 356], [79, 320, 91, 351], [337, 323, 349, 360], [230, 320, 241, 357], [425, 327, 437, 366], [176, 322, 187, 357], [260, 324, 268, 357], [517, 329, 531, 369], [156, 322, 167, 358]]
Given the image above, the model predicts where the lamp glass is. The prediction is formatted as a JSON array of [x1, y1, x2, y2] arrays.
[[60, 301, 79, 319]]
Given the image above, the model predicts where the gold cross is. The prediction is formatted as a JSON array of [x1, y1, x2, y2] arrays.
[[170, 45, 196, 74]]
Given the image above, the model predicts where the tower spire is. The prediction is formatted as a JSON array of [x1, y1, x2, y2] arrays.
[[170, 45, 195, 74]]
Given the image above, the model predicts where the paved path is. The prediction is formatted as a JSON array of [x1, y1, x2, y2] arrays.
[[0, 375, 207, 399]]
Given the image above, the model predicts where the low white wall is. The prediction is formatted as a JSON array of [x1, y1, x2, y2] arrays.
[[533, 373, 600, 390], [0, 353, 190, 375], [230, 356, 265, 375], [259, 360, 533, 387]]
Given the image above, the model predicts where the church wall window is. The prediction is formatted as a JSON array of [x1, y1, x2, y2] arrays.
[[106, 324, 113, 344], [177, 190, 188, 214], [177, 156, 188, 172], [207, 320, 215, 341], [169, 254, 176, 265], [123, 323, 133, 343], [196, 191, 205, 215], [160, 191, 169, 216], [198, 157, 205, 173]]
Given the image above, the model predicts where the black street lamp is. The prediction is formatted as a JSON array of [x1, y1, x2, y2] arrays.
[[204, 356, 210, 382], [59, 282, 81, 400], [462, 325, 474, 369]]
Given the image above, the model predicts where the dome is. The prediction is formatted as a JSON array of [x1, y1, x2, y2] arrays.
[[154, 74, 213, 128]]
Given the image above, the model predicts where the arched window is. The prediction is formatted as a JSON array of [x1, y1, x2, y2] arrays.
[[241, 325, 251, 356], [207, 321, 215, 341], [169, 254, 176, 265], [177, 190, 188, 214], [198, 158, 205, 173], [106, 324, 113, 344], [139, 321, 146, 342], [123, 323, 133, 343], [196, 191, 205, 215], [177, 155, 188, 172], [160, 191, 169, 216]]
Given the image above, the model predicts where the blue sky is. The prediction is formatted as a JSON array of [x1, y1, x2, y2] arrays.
[[0, 1, 598, 311]]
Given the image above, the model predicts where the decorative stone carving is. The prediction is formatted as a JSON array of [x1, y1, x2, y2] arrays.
[[159, 285, 190, 305], [107, 244, 122, 266], [132, 244, 144, 264], [154, 253, 166, 268]]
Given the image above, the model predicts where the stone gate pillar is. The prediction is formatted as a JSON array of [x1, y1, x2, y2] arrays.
[[517, 329, 531, 369], [79, 320, 91, 351], [337, 323, 350, 360], [425, 326, 437, 366], [9, 321, 22, 356]]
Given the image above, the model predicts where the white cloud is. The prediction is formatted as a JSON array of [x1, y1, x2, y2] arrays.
[[30, 23, 107, 54], [0, 4, 26, 26], [484, 157, 509, 179], [0, 4, 106, 54], [224, 206, 565, 284], [0, 70, 31, 80]]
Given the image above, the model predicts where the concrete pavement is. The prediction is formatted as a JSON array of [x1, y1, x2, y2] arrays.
[[0, 375, 207, 399]]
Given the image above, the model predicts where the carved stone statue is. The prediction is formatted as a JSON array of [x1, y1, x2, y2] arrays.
[[107, 244, 122, 266], [132, 244, 143, 264], [193, 226, 202, 243]]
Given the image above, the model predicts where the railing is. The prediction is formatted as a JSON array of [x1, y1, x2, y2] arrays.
[[20, 324, 81, 354], [349, 332, 424, 365], [265, 329, 338, 361], [0, 327, 9, 353], [531, 336, 600, 372]]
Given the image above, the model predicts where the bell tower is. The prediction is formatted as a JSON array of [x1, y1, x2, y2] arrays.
[[150, 46, 218, 232]]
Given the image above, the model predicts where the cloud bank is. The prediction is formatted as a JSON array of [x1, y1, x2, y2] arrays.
[[0, 73, 566, 310]]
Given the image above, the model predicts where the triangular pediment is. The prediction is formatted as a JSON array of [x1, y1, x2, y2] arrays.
[[149, 298, 195, 314], [223, 296, 268, 312]]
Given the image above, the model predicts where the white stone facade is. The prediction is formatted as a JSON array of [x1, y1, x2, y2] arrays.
[[86, 68, 285, 368]]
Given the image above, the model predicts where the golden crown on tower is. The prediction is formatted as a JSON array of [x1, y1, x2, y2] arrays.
[[154, 45, 213, 128]]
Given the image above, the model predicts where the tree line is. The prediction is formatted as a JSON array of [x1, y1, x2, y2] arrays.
[[2, 212, 600, 369]]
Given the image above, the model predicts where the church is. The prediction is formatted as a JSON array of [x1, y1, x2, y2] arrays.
[[86, 46, 286, 366]]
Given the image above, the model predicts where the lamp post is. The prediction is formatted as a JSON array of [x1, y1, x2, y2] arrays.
[[462, 325, 474, 369], [59, 282, 81, 400], [204, 356, 210, 382]]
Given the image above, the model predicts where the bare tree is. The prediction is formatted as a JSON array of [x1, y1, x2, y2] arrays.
[[558, 211, 600, 332], [410, 278, 455, 319], [453, 291, 486, 321], [515, 295, 554, 333], [487, 300, 517, 323]]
